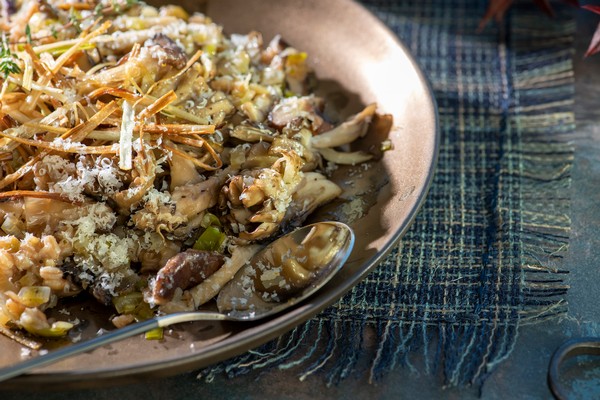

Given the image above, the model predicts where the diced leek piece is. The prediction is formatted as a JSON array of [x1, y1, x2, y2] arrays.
[[17, 286, 51, 307], [135, 279, 149, 291], [160, 5, 189, 19], [17, 273, 39, 288], [201, 212, 221, 228], [29, 321, 74, 338], [287, 52, 308, 64], [203, 44, 217, 56], [145, 327, 164, 340], [381, 139, 393, 152], [193, 226, 225, 251], [133, 301, 154, 321], [285, 52, 308, 76], [112, 292, 144, 314]]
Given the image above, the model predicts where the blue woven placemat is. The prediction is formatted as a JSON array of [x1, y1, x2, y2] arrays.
[[201, 0, 575, 387]]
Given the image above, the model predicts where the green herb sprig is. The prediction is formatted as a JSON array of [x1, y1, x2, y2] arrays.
[[0, 34, 20, 79]]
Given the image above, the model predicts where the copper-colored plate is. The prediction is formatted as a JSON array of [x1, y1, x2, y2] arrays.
[[0, 0, 438, 389]]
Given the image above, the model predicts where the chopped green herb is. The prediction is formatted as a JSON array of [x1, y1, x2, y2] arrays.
[[94, 3, 104, 17], [25, 25, 32, 44], [0, 34, 21, 78], [69, 8, 82, 33]]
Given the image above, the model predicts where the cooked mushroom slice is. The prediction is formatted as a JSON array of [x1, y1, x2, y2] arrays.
[[230, 124, 277, 143], [172, 168, 231, 219], [88, 34, 187, 92], [138, 237, 182, 274], [317, 147, 373, 165], [261, 34, 287, 65], [151, 249, 225, 305], [189, 244, 261, 307], [169, 149, 204, 191], [310, 103, 377, 149], [132, 170, 229, 237], [283, 172, 343, 224], [240, 93, 274, 123], [220, 153, 304, 242], [147, 33, 188, 70], [114, 148, 157, 213], [268, 95, 325, 131]]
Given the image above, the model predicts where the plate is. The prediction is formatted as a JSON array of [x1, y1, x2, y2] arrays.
[[0, 0, 438, 389]]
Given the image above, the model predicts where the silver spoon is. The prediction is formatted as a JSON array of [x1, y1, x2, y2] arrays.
[[0, 221, 354, 383]]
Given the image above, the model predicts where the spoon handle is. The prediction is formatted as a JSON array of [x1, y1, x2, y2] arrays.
[[0, 311, 227, 383]]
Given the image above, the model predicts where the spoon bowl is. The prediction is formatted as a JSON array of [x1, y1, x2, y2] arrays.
[[0, 221, 354, 383]]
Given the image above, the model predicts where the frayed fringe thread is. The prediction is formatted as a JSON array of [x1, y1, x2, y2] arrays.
[[197, 315, 521, 388], [198, 319, 365, 387]]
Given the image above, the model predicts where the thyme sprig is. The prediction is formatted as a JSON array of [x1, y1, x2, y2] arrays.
[[0, 33, 20, 78]]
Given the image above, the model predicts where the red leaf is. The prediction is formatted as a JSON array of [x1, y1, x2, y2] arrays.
[[478, 0, 514, 32], [585, 21, 600, 57], [562, 0, 580, 6], [533, 0, 555, 17], [582, 5, 600, 15]]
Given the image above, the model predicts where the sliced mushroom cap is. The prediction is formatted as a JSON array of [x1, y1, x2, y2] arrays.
[[172, 168, 231, 219], [283, 172, 342, 225], [310, 103, 377, 149], [151, 249, 225, 305], [146, 33, 188, 70], [230, 124, 277, 143], [169, 149, 205, 191], [268, 95, 325, 131]]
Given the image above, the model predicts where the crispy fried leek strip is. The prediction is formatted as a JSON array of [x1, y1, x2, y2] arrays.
[[0, 101, 118, 189], [114, 142, 157, 211], [19, 22, 111, 114], [88, 87, 209, 124], [19, 51, 34, 92], [137, 91, 178, 121], [164, 142, 222, 171], [146, 50, 203, 97], [29, 123, 215, 142], [0, 190, 79, 203], [1, 108, 66, 151], [31, 39, 90, 55], [0, 131, 118, 154], [143, 124, 215, 135], [63, 101, 120, 142], [22, 45, 49, 78], [165, 135, 223, 170]]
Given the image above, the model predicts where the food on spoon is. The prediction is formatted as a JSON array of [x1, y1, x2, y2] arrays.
[[0, 0, 389, 347]]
